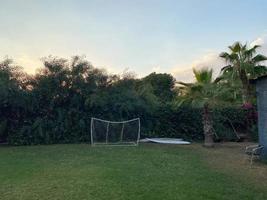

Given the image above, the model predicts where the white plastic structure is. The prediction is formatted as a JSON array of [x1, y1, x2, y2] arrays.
[[91, 117, 140, 146], [145, 138, 190, 145], [140, 138, 191, 145]]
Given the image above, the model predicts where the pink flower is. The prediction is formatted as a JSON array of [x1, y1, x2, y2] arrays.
[[242, 102, 253, 110]]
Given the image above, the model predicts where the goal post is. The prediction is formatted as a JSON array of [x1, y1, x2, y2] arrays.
[[90, 117, 140, 146]]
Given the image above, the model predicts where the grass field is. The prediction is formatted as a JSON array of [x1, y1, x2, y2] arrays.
[[1, 143, 267, 200]]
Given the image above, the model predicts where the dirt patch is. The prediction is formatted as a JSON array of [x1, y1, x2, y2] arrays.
[[190, 142, 267, 189]]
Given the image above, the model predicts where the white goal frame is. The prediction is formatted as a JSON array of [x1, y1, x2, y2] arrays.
[[90, 117, 140, 146]]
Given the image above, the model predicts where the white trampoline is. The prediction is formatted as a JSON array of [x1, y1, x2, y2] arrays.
[[140, 138, 191, 145]]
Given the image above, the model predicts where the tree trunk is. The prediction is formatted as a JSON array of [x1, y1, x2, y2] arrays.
[[239, 68, 252, 104], [202, 105, 214, 147]]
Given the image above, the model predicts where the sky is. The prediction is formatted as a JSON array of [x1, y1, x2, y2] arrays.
[[0, 0, 267, 81]]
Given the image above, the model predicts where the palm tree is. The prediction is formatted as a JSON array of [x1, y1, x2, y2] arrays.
[[220, 42, 267, 104], [177, 68, 235, 147]]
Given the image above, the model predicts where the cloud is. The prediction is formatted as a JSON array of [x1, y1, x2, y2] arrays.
[[15, 54, 43, 74], [172, 34, 267, 82], [251, 34, 267, 56], [172, 52, 224, 82], [251, 37, 265, 46], [250, 34, 267, 67], [251, 33, 267, 46], [152, 66, 161, 73], [171, 68, 194, 82]]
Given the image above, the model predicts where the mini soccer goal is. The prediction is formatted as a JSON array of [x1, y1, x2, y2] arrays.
[[90, 118, 140, 146]]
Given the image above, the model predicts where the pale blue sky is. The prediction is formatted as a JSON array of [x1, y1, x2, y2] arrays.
[[0, 0, 267, 80]]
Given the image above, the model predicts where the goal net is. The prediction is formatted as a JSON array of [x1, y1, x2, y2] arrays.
[[90, 118, 140, 146]]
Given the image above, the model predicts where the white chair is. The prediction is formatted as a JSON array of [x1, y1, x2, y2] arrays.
[[245, 144, 264, 166]]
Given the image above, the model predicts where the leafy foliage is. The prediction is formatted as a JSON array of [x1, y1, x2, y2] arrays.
[[177, 68, 236, 108], [219, 42, 267, 103], [0, 56, 256, 145], [176, 68, 238, 146]]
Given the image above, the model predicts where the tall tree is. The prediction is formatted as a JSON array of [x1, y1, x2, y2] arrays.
[[220, 42, 267, 104], [177, 68, 235, 147], [142, 73, 176, 103], [0, 58, 30, 143]]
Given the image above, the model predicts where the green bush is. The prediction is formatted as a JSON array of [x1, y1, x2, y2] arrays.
[[0, 57, 257, 145], [4, 105, 256, 145], [142, 106, 254, 142]]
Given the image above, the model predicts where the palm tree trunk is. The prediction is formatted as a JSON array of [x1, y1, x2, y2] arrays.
[[239, 68, 255, 138], [239, 69, 252, 104], [202, 105, 214, 147]]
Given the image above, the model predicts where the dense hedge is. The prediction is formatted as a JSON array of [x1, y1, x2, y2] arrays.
[[0, 57, 257, 145], [142, 105, 257, 142], [4, 105, 256, 145]]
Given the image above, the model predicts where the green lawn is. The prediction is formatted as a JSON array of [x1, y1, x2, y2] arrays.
[[0, 143, 267, 200]]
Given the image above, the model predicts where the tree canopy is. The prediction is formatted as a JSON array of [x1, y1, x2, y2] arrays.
[[0, 41, 265, 145], [220, 42, 267, 104]]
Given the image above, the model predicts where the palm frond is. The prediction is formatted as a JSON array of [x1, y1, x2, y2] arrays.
[[176, 81, 193, 87], [220, 65, 232, 72], [229, 42, 242, 53], [244, 45, 260, 59], [219, 52, 230, 60], [252, 54, 267, 63], [176, 67, 236, 109], [193, 68, 213, 84]]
